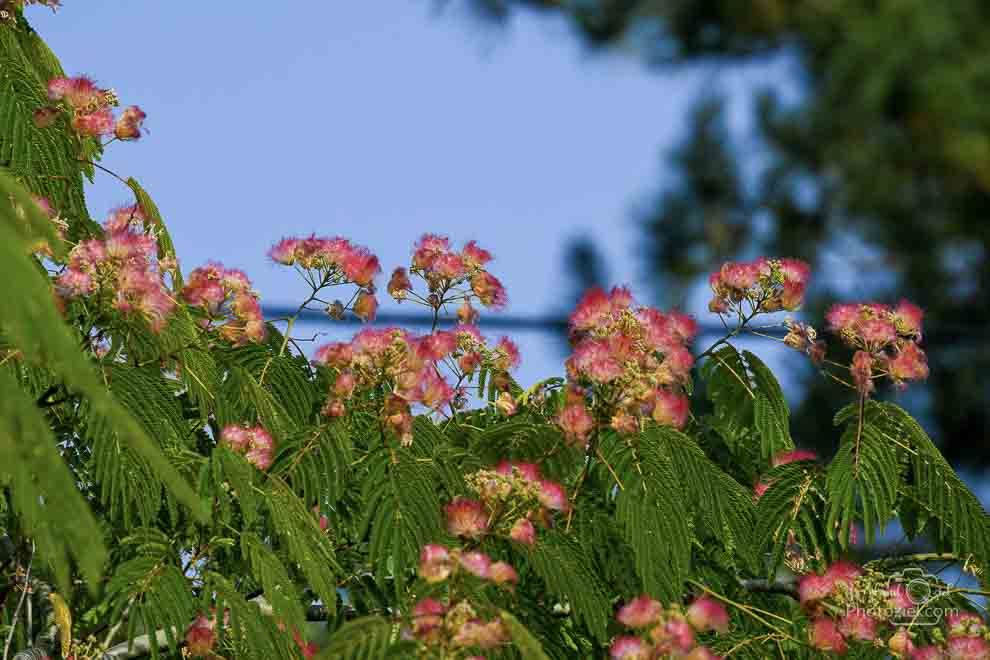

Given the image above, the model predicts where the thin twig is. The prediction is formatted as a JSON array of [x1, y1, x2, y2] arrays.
[[3, 542, 35, 660]]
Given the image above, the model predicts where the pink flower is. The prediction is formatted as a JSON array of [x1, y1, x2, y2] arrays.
[[268, 238, 300, 265], [616, 595, 663, 628], [558, 403, 594, 445], [434, 253, 466, 279], [458, 551, 492, 579], [495, 460, 541, 483], [489, 561, 518, 586], [852, 350, 875, 394], [334, 370, 357, 398], [888, 584, 914, 611], [495, 336, 521, 371], [451, 619, 507, 649], [570, 287, 612, 331], [893, 299, 924, 338], [461, 240, 492, 267], [353, 291, 378, 322], [946, 612, 985, 638], [911, 646, 946, 660], [114, 105, 146, 140], [947, 636, 990, 659], [341, 248, 380, 287], [313, 342, 352, 368], [888, 342, 929, 383], [72, 108, 115, 136], [412, 233, 450, 269], [685, 648, 723, 660], [220, 425, 251, 452], [609, 636, 649, 659], [48, 75, 103, 107], [666, 310, 699, 343], [824, 560, 862, 592], [572, 339, 623, 383], [410, 597, 446, 641], [652, 389, 689, 429], [415, 369, 454, 410], [659, 346, 694, 385], [753, 480, 770, 500], [857, 319, 897, 346], [609, 286, 634, 311], [888, 628, 915, 658], [509, 518, 536, 546], [537, 480, 569, 512], [686, 596, 729, 634], [416, 331, 458, 361], [809, 617, 847, 654], [652, 619, 695, 655], [445, 497, 489, 539], [245, 427, 275, 471], [470, 271, 508, 309], [418, 544, 453, 583], [185, 614, 216, 658], [772, 449, 818, 466], [798, 574, 834, 604], [838, 609, 876, 642], [720, 261, 760, 290], [826, 303, 862, 332], [388, 267, 412, 300]]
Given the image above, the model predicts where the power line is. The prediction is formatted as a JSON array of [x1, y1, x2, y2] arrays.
[[262, 305, 785, 337], [262, 305, 981, 345]]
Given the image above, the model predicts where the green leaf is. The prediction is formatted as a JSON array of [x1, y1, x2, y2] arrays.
[[502, 610, 553, 660]]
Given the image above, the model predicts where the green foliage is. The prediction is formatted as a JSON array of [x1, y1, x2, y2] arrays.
[[316, 617, 399, 660]]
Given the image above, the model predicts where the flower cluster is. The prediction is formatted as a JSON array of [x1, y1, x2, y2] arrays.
[[41, 75, 145, 139], [707, 257, 810, 315], [56, 205, 175, 331], [559, 286, 697, 445], [410, 545, 514, 654], [887, 614, 990, 659], [185, 613, 218, 657], [269, 235, 380, 321], [609, 594, 728, 659], [798, 560, 990, 657], [826, 300, 928, 393], [418, 544, 518, 588], [388, 234, 507, 321], [452, 460, 569, 544], [219, 424, 275, 471], [182, 262, 266, 345], [313, 325, 520, 444]]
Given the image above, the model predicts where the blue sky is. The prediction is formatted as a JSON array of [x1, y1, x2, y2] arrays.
[[32, 2, 789, 384]]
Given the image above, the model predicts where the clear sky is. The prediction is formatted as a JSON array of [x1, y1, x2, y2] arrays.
[[30, 1, 790, 384]]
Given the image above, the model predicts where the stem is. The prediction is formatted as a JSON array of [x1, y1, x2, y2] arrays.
[[688, 580, 802, 645], [853, 392, 865, 478], [80, 159, 129, 186], [3, 542, 35, 660]]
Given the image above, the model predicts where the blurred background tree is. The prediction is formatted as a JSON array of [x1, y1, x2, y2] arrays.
[[456, 0, 990, 466]]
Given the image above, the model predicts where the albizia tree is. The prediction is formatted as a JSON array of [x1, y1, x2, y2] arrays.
[[1, 4, 989, 660]]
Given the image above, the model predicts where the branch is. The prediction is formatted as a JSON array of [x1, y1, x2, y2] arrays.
[[3, 543, 34, 660], [739, 578, 799, 599]]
